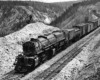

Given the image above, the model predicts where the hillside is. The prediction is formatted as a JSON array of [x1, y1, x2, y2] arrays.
[[52, 1, 82, 10], [1, 0, 100, 79], [50, 0, 100, 29], [0, 1, 64, 37]]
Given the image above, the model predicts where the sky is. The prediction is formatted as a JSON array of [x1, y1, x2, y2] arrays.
[[33, 0, 78, 3]]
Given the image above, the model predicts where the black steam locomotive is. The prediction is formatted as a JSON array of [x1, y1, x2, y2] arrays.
[[14, 19, 100, 73]]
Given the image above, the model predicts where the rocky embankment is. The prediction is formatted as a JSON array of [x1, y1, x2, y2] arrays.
[[0, 22, 60, 77]]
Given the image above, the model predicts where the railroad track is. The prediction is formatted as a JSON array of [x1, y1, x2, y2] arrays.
[[0, 70, 25, 80], [1, 27, 100, 80], [34, 47, 82, 80], [34, 28, 100, 80]]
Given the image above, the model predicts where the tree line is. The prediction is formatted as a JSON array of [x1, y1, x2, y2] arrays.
[[50, 0, 100, 27]]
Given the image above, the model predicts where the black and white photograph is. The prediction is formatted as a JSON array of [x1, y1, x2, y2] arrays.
[[0, 0, 100, 80]]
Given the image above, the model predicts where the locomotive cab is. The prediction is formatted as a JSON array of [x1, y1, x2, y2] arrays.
[[23, 39, 37, 56]]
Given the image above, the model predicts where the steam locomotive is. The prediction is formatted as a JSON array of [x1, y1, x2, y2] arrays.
[[14, 19, 100, 73]]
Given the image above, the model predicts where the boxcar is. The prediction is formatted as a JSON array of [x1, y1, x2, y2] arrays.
[[98, 18, 100, 26], [88, 19, 98, 29], [73, 23, 87, 37], [65, 28, 75, 42], [87, 23, 93, 33], [87, 23, 91, 33], [73, 27, 81, 39], [90, 23, 94, 31], [84, 23, 88, 34]]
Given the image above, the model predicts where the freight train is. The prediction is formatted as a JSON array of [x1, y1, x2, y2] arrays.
[[14, 19, 100, 73]]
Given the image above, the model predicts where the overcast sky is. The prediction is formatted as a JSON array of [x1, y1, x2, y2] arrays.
[[33, 0, 78, 3]]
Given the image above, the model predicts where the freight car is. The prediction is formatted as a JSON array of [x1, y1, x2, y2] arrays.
[[14, 19, 100, 73]]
